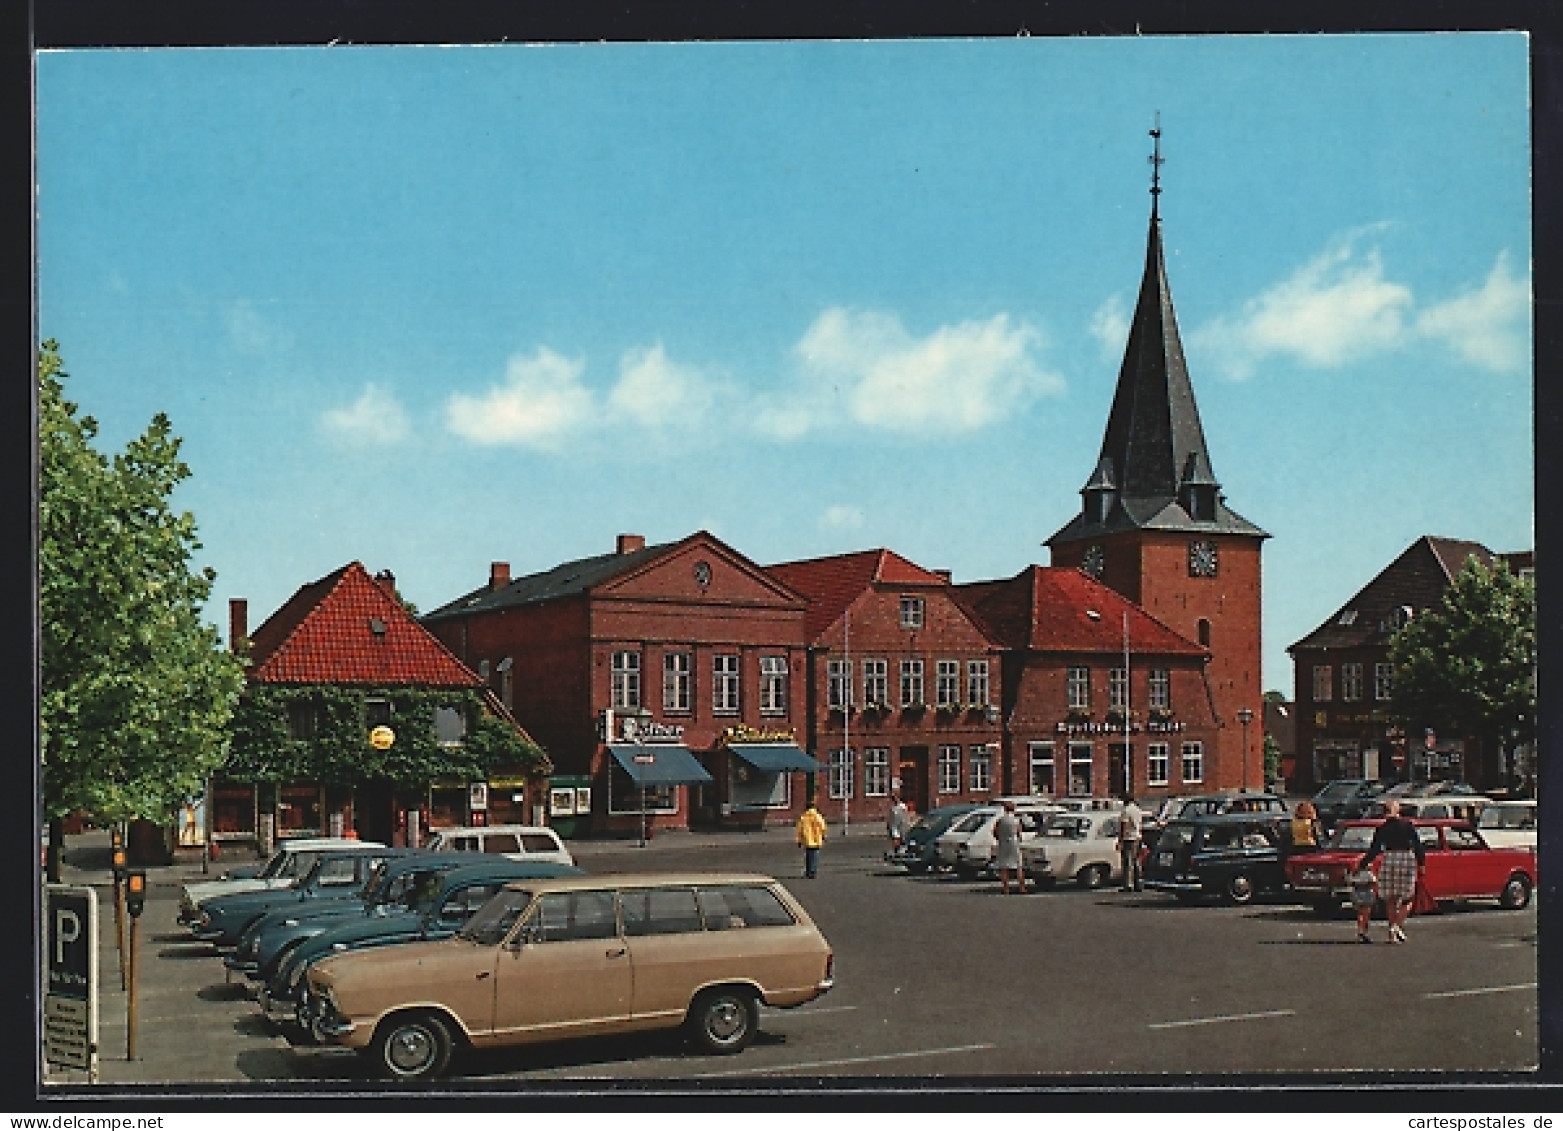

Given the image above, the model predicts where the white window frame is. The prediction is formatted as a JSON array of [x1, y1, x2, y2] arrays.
[[663, 650, 692, 713], [1374, 662, 1395, 701], [1181, 741, 1204, 785], [1067, 666, 1091, 710], [899, 596, 925, 629], [1148, 668, 1171, 711], [936, 660, 960, 707], [759, 655, 788, 716], [937, 745, 962, 794], [827, 658, 853, 710], [611, 650, 641, 710], [863, 748, 890, 797], [966, 659, 990, 707], [1341, 662, 1363, 703], [1029, 741, 1056, 796], [1109, 667, 1128, 711], [863, 659, 889, 707], [1068, 742, 1094, 797], [1312, 665, 1333, 703], [1147, 742, 1170, 787], [900, 659, 925, 707], [712, 654, 740, 715], [828, 747, 855, 800], [969, 745, 992, 792]]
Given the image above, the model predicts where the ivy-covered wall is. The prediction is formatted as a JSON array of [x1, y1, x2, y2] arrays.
[[225, 685, 547, 788]]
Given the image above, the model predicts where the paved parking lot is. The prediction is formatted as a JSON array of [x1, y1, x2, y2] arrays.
[[42, 825, 1539, 1090]]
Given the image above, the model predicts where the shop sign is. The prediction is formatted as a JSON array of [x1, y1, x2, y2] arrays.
[[1053, 718, 1186, 735], [720, 723, 797, 745], [620, 716, 684, 742]]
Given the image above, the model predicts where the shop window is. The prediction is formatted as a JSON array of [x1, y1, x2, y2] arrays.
[[731, 759, 789, 811], [427, 786, 465, 828], [1068, 743, 1093, 796], [212, 784, 255, 835], [277, 783, 322, 832], [1029, 742, 1055, 796]]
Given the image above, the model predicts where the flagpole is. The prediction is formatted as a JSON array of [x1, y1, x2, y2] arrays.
[[1123, 611, 1131, 797], [842, 610, 851, 837]]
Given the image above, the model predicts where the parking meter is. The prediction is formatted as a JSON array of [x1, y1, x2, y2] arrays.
[[125, 870, 146, 918], [111, 829, 127, 884]]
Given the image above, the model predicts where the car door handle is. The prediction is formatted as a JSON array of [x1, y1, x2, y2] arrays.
[[476, 970, 491, 980], [606, 946, 627, 959]]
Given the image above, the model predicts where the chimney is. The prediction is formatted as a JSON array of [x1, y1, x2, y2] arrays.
[[933, 569, 952, 583], [490, 562, 511, 591], [616, 533, 646, 555], [229, 598, 247, 651], [373, 569, 397, 597]]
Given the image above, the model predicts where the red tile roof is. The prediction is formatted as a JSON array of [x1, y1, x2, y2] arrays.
[[246, 562, 483, 688], [955, 567, 1205, 656], [766, 549, 950, 640]]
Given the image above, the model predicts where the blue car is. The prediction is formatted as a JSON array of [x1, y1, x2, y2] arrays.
[[190, 847, 407, 948]]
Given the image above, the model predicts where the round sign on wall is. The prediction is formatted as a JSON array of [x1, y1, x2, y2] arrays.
[[369, 725, 396, 750]]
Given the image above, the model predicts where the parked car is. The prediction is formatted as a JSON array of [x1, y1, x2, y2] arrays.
[[304, 872, 835, 1079], [1476, 800, 1537, 852], [952, 805, 1053, 878], [1142, 812, 1289, 905], [1309, 779, 1388, 829], [189, 847, 403, 947], [1144, 792, 1288, 852], [885, 804, 985, 873], [1285, 818, 1536, 915], [1363, 796, 1488, 824], [422, 824, 575, 868], [263, 858, 586, 1029], [1022, 807, 1125, 889], [179, 837, 385, 923], [932, 806, 1001, 871]]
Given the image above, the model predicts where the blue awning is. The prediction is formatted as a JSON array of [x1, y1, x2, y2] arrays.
[[728, 743, 824, 774], [609, 744, 713, 787]]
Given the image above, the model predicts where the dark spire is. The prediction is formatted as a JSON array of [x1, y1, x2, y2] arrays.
[[1047, 124, 1266, 547]]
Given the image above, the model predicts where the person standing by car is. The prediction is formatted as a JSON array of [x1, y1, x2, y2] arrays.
[[1117, 794, 1145, 892], [1288, 800, 1323, 856], [886, 793, 911, 858], [1357, 798, 1426, 943], [992, 800, 1026, 895], [1350, 866, 1379, 943], [796, 803, 827, 879]]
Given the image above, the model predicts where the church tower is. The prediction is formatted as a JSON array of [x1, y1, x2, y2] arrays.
[[1046, 123, 1268, 792]]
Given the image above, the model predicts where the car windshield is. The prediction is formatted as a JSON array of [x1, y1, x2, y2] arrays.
[[255, 850, 291, 879], [457, 888, 533, 945]]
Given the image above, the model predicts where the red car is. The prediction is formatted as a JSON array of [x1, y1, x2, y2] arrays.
[[1284, 818, 1535, 916]]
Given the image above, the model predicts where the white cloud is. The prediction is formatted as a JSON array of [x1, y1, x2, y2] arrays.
[[1090, 292, 1130, 359], [225, 299, 292, 353], [320, 383, 411, 444], [607, 343, 718, 428], [819, 504, 864, 531], [445, 347, 594, 448], [1415, 250, 1530, 373], [760, 307, 1063, 438], [1193, 227, 1413, 380]]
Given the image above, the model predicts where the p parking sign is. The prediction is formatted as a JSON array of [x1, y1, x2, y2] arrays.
[[44, 885, 98, 1078]]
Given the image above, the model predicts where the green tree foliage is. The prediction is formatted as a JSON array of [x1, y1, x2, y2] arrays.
[[39, 340, 246, 827], [1388, 556, 1535, 774]]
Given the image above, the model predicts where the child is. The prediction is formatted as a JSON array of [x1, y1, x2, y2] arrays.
[[1350, 867, 1378, 943]]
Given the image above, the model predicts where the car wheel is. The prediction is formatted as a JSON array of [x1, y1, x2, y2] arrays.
[[1077, 864, 1110, 889], [371, 1011, 454, 1081], [687, 986, 758, 1055], [1499, 873, 1532, 910], [1224, 873, 1256, 906]]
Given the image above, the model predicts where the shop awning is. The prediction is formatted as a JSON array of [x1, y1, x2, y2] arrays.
[[727, 743, 824, 774], [609, 744, 713, 787]]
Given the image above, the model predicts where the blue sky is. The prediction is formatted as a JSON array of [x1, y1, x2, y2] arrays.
[[35, 34, 1533, 693]]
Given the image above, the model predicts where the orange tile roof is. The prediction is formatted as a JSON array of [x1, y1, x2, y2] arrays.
[[766, 549, 949, 640], [247, 562, 483, 688], [955, 566, 1204, 656]]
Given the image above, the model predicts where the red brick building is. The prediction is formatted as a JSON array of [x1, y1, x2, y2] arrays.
[[766, 549, 1003, 823], [1046, 186, 1265, 791], [956, 566, 1223, 802], [423, 532, 817, 836]]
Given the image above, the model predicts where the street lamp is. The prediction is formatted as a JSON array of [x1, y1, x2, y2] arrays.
[[1236, 706, 1254, 791]]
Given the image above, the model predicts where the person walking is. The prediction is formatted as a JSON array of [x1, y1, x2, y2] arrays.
[[886, 792, 911, 858], [992, 800, 1026, 895], [796, 802, 827, 879], [1117, 794, 1145, 891], [1357, 797, 1426, 943]]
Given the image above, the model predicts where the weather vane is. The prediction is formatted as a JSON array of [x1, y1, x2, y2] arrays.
[[1149, 112, 1164, 212]]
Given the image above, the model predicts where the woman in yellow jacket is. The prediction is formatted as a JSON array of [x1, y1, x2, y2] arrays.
[[796, 804, 827, 879]]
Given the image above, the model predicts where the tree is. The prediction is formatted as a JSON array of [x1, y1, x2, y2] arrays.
[[39, 341, 245, 875], [1388, 556, 1535, 786]]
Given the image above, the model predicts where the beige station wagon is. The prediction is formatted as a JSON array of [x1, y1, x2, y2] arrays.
[[305, 872, 835, 1079]]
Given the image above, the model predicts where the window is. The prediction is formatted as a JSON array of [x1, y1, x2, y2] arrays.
[[663, 651, 692, 713], [1068, 743, 1094, 796], [612, 651, 641, 710], [1067, 666, 1091, 710], [1374, 663, 1395, 701], [433, 883, 505, 927], [967, 660, 991, 707], [900, 659, 925, 707], [899, 596, 925, 629], [1197, 619, 1211, 647], [863, 659, 889, 707], [828, 748, 855, 800], [529, 891, 619, 943], [1181, 741, 1204, 784], [481, 833, 521, 855], [1109, 668, 1128, 710], [1312, 665, 1333, 703], [1341, 662, 1363, 702], [969, 745, 992, 792], [287, 700, 317, 740], [713, 654, 740, 715], [936, 660, 960, 707], [863, 748, 890, 797], [937, 745, 962, 794], [621, 887, 704, 936], [1148, 669, 1171, 711], [827, 659, 853, 710], [1147, 742, 1170, 786], [432, 706, 466, 746], [759, 656, 788, 715], [1029, 742, 1055, 796], [696, 885, 796, 930], [365, 698, 391, 728]]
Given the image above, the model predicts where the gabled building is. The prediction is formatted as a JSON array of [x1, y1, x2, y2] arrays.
[[1045, 163, 1266, 792], [956, 566, 1224, 802], [766, 549, 1003, 820], [1287, 535, 1533, 793], [423, 532, 815, 836], [220, 562, 546, 852]]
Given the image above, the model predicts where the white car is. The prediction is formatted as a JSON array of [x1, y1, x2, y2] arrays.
[[933, 807, 1000, 871], [422, 825, 576, 868], [1022, 807, 1125, 889], [952, 806, 1053, 878], [1476, 800, 1536, 851], [178, 837, 383, 923]]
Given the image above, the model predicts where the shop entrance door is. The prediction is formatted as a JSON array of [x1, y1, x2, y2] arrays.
[[355, 780, 395, 845], [1108, 744, 1130, 798], [898, 747, 929, 814]]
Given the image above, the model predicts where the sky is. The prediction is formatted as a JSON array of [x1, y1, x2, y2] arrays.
[[34, 33, 1534, 694]]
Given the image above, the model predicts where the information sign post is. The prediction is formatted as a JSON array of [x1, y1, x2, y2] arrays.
[[44, 885, 99, 1083]]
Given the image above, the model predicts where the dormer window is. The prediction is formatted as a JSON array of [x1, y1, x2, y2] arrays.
[[1336, 610, 1358, 626], [369, 617, 387, 637], [899, 596, 925, 630]]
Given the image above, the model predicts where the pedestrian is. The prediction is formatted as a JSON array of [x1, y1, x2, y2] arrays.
[[796, 802, 827, 879], [1350, 865, 1379, 943], [1117, 793, 1145, 891], [1357, 798, 1427, 943], [1288, 799, 1323, 855], [992, 800, 1026, 895], [886, 792, 911, 858]]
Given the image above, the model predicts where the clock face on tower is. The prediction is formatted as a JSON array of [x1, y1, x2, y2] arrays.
[[1188, 539, 1219, 578], [1081, 544, 1106, 579]]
